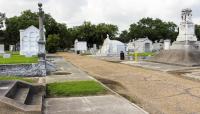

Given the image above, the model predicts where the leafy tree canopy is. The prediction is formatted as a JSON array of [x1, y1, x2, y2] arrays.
[[119, 17, 178, 43]]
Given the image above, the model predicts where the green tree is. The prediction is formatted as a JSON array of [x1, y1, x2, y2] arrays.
[[118, 30, 130, 43], [68, 22, 118, 47], [5, 10, 38, 45], [95, 23, 118, 45], [125, 17, 178, 42], [5, 10, 62, 45], [46, 34, 60, 53], [5, 10, 72, 50]]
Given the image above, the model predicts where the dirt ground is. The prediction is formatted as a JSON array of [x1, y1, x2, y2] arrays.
[[59, 52, 200, 114]]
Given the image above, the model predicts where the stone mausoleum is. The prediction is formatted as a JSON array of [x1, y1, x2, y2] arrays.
[[151, 8, 200, 66], [74, 39, 88, 53], [20, 25, 45, 57], [126, 38, 153, 53], [96, 35, 126, 56]]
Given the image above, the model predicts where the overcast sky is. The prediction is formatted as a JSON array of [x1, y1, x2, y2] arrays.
[[1, 0, 200, 31]]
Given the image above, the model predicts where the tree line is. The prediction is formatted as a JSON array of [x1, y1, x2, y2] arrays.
[[1, 10, 200, 53]]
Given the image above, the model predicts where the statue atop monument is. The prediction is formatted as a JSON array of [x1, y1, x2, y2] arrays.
[[176, 8, 197, 42], [150, 8, 200, 66], [181, 8, 192, 22]]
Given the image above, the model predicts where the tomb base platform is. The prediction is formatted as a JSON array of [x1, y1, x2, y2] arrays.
[[170, 41, 198, 50], [150, 49, 200, 67]]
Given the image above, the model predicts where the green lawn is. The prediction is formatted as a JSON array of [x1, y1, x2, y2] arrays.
[[128, 52, 155, 57], [47, 81, 107, 97], [0, 53, 38, 64], [0, 76, 36, 83]]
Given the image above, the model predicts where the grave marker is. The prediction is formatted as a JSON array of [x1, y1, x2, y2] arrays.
[[0, 44, 4, 54]]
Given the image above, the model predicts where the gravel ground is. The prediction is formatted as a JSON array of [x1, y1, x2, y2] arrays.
[[59, 52, 200, 114]]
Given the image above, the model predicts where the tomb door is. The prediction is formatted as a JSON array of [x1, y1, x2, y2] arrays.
[[144, 43, 151, 52]]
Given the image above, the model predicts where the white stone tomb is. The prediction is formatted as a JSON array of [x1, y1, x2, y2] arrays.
[[134, 38, 153, 53], [164, 40, 171, 50], [74, 39, 88, 53], [96, 35, 126, 56], [20, 25, 41, 56]]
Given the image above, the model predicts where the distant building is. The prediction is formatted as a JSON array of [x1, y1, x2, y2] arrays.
[[20, 25, 45, 56]]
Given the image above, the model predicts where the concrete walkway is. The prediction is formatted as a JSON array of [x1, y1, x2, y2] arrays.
[[44, 95, 147, 114], [44, 56, 148, 114], [46, 58, 92, 83]]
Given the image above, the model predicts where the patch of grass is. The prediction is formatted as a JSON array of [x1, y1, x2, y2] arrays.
[[47, 81, 107, 97], [0, 76, 36, 83], [80, 53, 92, 56], [0, 54, 38, 64], [128, 52, 155, 57], [5, 51, 20, 55]]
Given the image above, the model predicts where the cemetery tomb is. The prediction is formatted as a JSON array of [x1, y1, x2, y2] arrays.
[[150, 8, 200, 66], [127, 41, 134, 52], [163, 40, 171, 50], [74, 39, 88, 53], [96, 35, 126, 56], [134, 38, 153, 53], [20, 25, 41, 57], [152, 41, 163, 52], [89, 44, 97, 55]]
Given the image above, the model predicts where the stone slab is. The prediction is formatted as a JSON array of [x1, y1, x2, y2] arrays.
[[44, 95, 148, 114], [150, 49, 200, 66], [121, 61, 200, 72]]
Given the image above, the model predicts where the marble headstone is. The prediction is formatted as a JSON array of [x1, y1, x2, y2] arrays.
[[0, 44, 4, 54], [3, 53, 11, 58], [9, 45, 14, 51]]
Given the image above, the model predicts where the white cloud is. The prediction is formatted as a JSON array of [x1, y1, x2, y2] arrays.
[[0, 0, 200, 31]]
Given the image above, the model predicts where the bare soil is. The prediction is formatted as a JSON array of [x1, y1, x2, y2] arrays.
[[59, 52, 200, 114]]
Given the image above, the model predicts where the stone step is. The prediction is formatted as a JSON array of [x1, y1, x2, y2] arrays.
[[0, 81, 45, 114], [28, 93, 42, 105], [13, 87, 30, 104]]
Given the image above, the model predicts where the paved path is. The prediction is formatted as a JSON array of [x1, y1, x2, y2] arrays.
[[44, 95, 147, 114], [59, 52, 200, 114], [44, 56, 147, 114], [46, 58, 92, 83]]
